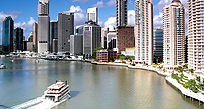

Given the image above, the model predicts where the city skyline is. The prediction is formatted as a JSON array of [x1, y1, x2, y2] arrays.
[[0, 0, 187, 43]]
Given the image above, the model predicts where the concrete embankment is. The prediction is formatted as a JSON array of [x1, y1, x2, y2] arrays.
[[166, 76, 204, 104]]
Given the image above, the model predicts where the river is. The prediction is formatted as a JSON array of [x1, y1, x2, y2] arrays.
[[0, 58, 203, 109]]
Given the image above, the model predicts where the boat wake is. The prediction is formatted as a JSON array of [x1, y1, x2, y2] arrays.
[[29, 94, 70, 109], [11, 81, 70, 109]]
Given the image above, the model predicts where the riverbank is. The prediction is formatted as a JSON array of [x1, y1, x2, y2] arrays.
[[166, 76, 204, 104], [91, 61, 171, 76]]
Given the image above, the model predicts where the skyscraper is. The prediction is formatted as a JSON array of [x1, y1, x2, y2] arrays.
[[58, 12, 74, 53], [135, 0, 153, 65], [188, 0, 204, 71], [153, 28, 163, 62], [83, 22, 101, 57], [163, 0, 185, 66], [118, 26, 135, 53], [116, 0, 127, 27], [37, 0, 50, 53], [87, 7, 98, 24], [50, 21, 58, 53], [33, 22, 38, 52], [70, 34, 83, 55], [2, 16, 14, 52], [14, 27, 23, 51]]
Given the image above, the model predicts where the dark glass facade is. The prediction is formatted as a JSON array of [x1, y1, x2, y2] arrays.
[[14, 27, 24, 51], [2, 16, 14, 52], [153, 28, 163, 62], [50, 21, 58, 53]]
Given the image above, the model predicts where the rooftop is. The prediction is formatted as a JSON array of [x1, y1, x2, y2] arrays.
[[48, 82, 64, 89]]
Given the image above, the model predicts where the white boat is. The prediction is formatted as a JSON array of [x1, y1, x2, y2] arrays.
[[36, 59, 39, 63], [43, 81, 71, 102], [15, 81, 70, 109], [10, 59, 14, 63], [0, 64, 6, 69]]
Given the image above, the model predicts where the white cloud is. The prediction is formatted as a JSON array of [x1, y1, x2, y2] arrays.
[[93, 1, 104, 8], [106, 0, 115, 7], [0, 11, 22, 24], [14, 17, 36, 32], [153, 12, 163, 28], [104, 17, 116, 27], [69, 5, 86, 26], [103, 10, 135, 27], [128, 10, 135, 25]]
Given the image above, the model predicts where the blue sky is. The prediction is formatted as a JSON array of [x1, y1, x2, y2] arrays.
[[0, 0, 187, 43]]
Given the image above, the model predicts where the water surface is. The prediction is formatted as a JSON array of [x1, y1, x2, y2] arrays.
[[0, 58, 203, 109]]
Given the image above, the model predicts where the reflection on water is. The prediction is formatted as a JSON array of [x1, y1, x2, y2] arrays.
[[0, 58, 203, 109]]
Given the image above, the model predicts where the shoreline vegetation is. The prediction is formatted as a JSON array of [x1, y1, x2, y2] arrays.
[[1, 55, 204, 104]]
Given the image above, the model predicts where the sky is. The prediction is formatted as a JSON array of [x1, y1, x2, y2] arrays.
[[0, 0, 187, 43]]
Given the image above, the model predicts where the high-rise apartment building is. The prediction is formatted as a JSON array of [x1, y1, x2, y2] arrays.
[[163, 0, 185, 66], [2, 16, 14, 52], [33, 22, 38, 52], [87, 7, 98, 24], [153, 28, 163, 61], [188, 0, 204, 71], [14, 27, 23, 51], [116, 0, 127, 27], [50, 21, 58, 53], [58, 12, 74, 53], [83, 22, 101, 57], [135, 0, 153, 65], [38, 0, 50, 53]]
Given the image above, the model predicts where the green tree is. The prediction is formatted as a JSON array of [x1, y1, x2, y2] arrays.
[[156, 58, 159, 64], [190, 69, 194, 73], [110, 57, 114, 62], [184, 64, 188, 69]]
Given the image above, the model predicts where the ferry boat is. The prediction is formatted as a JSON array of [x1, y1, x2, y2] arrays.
[[43, 81, 71, 102]]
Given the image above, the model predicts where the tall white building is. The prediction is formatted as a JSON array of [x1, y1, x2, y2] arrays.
[[163, 0, 185, 66], [87, 7, 98, 24], [135, 0, 153, 65], [188, 0, 204, 71], [37, 0, 50, 53], [101, 27, 109, 49]]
